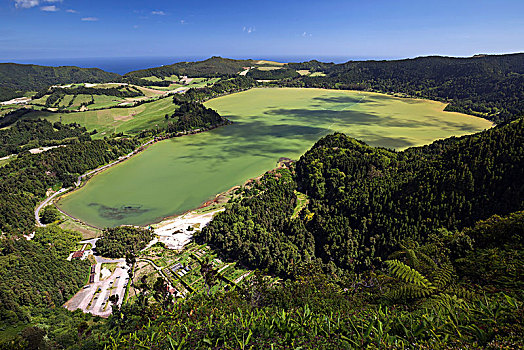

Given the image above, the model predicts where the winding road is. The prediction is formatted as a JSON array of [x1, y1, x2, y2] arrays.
[[35, 187, 70, 226], [34, 139, 155, 227]]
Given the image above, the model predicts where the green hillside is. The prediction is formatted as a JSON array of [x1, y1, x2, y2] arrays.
[[0, 63, 121, 101], [125, 56, 255, 78]]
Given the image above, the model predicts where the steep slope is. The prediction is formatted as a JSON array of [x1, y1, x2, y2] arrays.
[[198, 118, 524, 275]]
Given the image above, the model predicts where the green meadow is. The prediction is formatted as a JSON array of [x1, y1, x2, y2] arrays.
[[20, 96, 177, 136], [57, 88, 492, 228]]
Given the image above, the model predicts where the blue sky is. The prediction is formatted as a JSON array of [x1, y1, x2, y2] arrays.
[[0, 0, 523, 61]]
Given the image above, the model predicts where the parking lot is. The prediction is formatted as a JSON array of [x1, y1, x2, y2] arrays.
[[64, 259, 129, 317]]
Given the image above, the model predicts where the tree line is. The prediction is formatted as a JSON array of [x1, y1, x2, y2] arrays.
[[0, 119, 91, 157]]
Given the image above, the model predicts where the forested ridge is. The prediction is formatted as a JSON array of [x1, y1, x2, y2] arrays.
[[124, 56, 254, 78], [3, 54, 522, 123], [0, 63, 120, 101], [198, 118, 524, 275]]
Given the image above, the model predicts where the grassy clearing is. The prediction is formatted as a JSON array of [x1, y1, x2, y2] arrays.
[[310, 71, 326, 77], [297, 70, 311, 76], [147, 77, 219, 91], [18, 97, 177, 136], [257, 66, 283, 71], [58, 213, 102, 239], [59, 94, 74, 107], [142, 76, 164, 82], [30, 95, 49, 105], [255, 60, 286, 66], [292, 191, 309, 218], [142, 75, 179, 82]]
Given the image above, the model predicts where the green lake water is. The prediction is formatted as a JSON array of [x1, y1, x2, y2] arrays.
[[57, 88, 493, 228]]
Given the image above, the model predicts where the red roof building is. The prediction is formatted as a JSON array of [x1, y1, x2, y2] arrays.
[[72, 250, 84, 259]]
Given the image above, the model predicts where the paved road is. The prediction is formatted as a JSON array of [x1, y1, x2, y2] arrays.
[[79, 238, 100, 249], [34, 139, 155, 227], [75, 140, 154, 187], [35, 187, 70, 227]]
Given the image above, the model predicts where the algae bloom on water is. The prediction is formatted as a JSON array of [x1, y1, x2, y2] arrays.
[[57, 88, 492, 228]]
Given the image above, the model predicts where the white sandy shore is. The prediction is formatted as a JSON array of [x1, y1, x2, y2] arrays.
[[149, 208, 224, 250]]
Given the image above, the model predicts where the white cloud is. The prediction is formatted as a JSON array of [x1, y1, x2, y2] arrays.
[[180, 19, 185, 24], [14, 0, 62, 8], [66, 9, 77, 13], [133, 25, 139, 29], [41, 5, 58, 11], [15, 0, 39, 8], [243, 26, 255, 34], [81, 17, 98, 21], [151, 10, 165, 15], [302, 31, 313, 37]]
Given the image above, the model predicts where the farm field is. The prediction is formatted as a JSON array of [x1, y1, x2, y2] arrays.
[[147, 77, 220, 91], [57, 88, 493, 228], [17, 96, 177, 136]]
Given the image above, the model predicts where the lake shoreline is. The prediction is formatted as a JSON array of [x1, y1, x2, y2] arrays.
[[49, 120, 232, 229], [56, 87, 493, 228]]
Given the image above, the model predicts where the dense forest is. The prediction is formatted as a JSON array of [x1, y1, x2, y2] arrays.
[[197, 119, 524, 276], [0, 225, 89, 325], [96, 226, 154, 258], [0, 119, 91, 157], [0, 63, 120, 101], [247, 67, 300, 80], [166, 99, 226, 131]]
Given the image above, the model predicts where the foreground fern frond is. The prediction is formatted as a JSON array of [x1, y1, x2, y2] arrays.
[[385, 259, 433, 288]]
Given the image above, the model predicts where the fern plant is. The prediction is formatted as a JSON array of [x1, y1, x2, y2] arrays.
[[384, 257, 473, 303]]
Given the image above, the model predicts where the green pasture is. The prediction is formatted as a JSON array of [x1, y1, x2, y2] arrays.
[[57, 88, 492, 228], [149, 78, 220, 91], [257, 66, 283, 71], [18, 96, 176, 136]]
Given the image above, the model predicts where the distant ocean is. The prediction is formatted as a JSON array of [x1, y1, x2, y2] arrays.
[[3, 56, 388, 75]]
